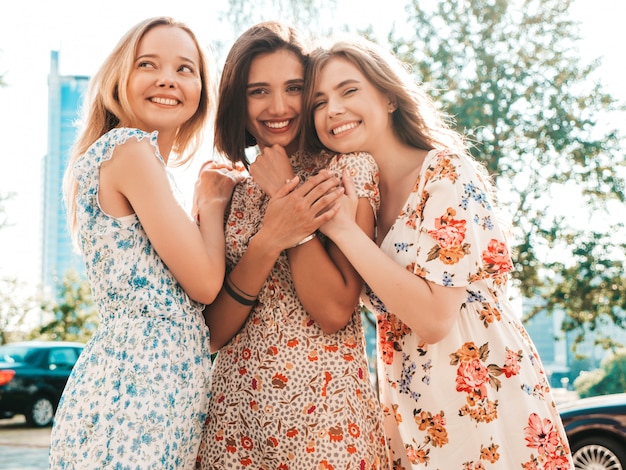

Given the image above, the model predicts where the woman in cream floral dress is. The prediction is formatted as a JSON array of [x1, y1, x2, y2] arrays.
[[301, 37, 574, 469]]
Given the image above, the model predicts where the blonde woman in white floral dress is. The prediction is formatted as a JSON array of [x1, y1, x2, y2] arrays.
[[301, 37, 574, 469], [49, 17, 242, 469]]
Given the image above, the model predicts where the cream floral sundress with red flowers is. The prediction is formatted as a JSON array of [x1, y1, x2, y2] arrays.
[[362, 149, 573, 469], [196, 151, 390, 470]]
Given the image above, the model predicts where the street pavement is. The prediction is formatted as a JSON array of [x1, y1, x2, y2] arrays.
[[0, 416, 50, 469]]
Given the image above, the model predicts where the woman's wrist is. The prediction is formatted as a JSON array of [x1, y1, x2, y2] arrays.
[[293, 232, 316, 247], [248, 227, 284, 260]]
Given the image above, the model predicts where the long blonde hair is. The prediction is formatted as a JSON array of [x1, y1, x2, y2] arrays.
[[63, 16, 213, 240]]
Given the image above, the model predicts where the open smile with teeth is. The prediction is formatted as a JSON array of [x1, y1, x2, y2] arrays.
[[264, 120, 290, 129], [332, 122, 359, 135], [151, 97, 179, 106]]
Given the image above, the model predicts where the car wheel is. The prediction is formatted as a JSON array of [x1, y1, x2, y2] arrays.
[[571, 436, 626, 470], [24, 396, 55, 427]]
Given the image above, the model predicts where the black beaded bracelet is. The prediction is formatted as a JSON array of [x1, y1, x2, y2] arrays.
[[224, 277, 257, 306]]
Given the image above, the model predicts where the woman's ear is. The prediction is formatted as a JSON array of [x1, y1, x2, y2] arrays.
[[387, 97, 397, 113]]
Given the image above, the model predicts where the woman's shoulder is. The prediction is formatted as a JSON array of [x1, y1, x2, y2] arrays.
[[103, 127, 158, 147], [423, 148, 490, 182], [321, 150, 378, 174], [232, 174, 262, 202], [74, 128, 161, 180], [97, 128, 161, 162], [426, 148, 481, 171], [326, 149, 375, 164], [83, 128, 157, 155]]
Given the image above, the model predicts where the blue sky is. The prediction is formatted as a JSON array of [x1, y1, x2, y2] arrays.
[[0, 0, 624, 288]]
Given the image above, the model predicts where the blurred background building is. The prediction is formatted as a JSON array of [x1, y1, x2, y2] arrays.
[[41, 51, 87, 290]]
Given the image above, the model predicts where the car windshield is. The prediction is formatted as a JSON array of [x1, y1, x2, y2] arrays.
[[0, 345, 34, 364]]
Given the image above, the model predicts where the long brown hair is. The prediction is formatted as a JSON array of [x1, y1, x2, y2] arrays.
[[302, 37, 499, 207], [302, 38, 466, 154], [64, 16, 213, 240], [214, 21, 308, 167]]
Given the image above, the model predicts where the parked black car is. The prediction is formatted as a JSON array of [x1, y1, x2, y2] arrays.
[[0, 341, 84, 427], [559, 392, 626, 470]]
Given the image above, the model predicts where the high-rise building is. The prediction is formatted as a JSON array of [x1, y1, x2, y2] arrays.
[[41, 51, 89, 290]]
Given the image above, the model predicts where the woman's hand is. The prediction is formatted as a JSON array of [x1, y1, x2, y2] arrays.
[[192, 160, 246, 219], [257, 170, 344, 251], [319, 169, 359, 239], [250, 144, 295, 198]]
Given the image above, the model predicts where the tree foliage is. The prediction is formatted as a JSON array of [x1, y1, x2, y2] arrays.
[[215, 0, 339, 62], [34, 269, 97, 343], [0, 192, 28, 345], [0, 191, 15, 231], [220, 0, 337, 37], [387, 0, 626, 351], [0, 277, 40, 345], [573, 348, 626, 397]]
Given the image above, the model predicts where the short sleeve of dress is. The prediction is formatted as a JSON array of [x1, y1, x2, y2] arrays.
[[72, 128, 161, 183], [410, 150, 513, 288], [325, 151, 380, 215]]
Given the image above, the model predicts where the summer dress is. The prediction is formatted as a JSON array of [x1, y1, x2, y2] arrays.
[[364, 149, 573, 469], [196, 151, 390, 470], [49, 128, 212, 469]]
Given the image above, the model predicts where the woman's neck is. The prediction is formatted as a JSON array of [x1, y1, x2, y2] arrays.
[[373, 138, 424, 187], [155, 130, 175, 164]]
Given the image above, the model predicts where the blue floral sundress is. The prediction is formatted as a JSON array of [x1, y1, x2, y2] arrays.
[[49, 128, 212, 469]]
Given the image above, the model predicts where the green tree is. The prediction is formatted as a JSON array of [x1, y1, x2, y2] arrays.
[[35, 269, 97, 343], [0, 190, 15, 231], [0, 277, 40, 345], [387, 0, 626, 351], [221, 0, 337, 37], [573, 348, 626, 397], [0, 190, 23, 344]]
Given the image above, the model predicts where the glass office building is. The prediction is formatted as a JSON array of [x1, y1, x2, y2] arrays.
[[41, 51, 89, 290]]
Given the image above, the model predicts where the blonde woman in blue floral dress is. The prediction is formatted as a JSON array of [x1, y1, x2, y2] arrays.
[[300, 37, 574, 469], [49, 17, 242, 469]]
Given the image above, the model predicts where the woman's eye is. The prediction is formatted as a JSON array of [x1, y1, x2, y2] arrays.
[[138, 61, 155, 69], [179, 64, 194, 73], [313, 100, 327, 110], [287, 85, 303, 93], [249, 88, 267, 96], [344, 87, 358, 96]]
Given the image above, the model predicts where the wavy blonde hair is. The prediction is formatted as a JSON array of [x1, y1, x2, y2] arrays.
[[64, 16, 214, 240]]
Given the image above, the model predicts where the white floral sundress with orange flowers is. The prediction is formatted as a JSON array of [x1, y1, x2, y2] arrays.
[[362, 149, 573, 469]]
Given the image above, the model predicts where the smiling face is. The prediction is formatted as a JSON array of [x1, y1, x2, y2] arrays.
[[127, 24, 202, 136], [245, 49, 304, 156], [312, 57, 393, 156]]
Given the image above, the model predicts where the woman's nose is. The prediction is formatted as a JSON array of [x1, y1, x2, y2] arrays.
[[157, 69, 176, 88], [327, 99, 344, 117], [269, 93, 287, 114]]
